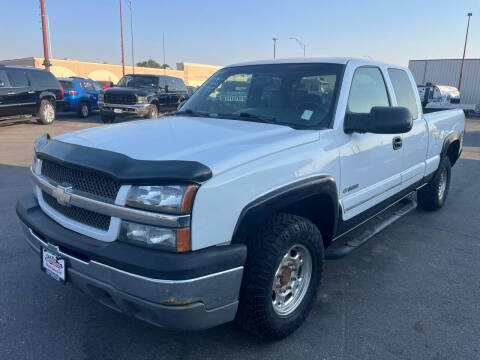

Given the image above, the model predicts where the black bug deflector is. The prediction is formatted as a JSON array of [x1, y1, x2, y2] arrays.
[[34, 134, 213, 185]]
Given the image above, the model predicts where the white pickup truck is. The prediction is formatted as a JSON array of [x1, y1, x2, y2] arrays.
[[17, 58, 465, 340]]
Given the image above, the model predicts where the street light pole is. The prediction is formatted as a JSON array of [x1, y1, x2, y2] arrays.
[[272, 38, 278, 59], [129, 0, 135, 75], [39, 0, 51, 71], [458, 12, 472, 90], [119, 0, 125, 76], [289, 37, 306, 57]]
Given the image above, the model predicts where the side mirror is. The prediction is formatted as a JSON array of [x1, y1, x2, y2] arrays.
[[344, 106, 412, 134], [0, 81, 4, 87]]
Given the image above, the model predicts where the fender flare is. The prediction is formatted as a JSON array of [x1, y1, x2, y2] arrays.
[[441, 132, 461, 165], [232, 175, 339, 241]]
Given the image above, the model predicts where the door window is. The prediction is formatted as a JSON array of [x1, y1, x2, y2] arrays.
[[0, 70, 11, 87], [347, 67, 389, 114], [7, 69, 29, 87], [388, 68, 418, 120]]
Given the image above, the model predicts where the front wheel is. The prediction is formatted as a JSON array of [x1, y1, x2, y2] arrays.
[[236, 213, 324, 340], [417, 156, 451, 211], [78, 102, 90, 118], [37, 99, 55, 125], [145, 103, 159, 119]]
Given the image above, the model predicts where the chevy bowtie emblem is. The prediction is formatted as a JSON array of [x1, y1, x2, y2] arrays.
[[52, 184, 73, 206]]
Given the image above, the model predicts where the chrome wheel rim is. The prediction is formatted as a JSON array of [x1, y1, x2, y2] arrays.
[[81, 104, 88, 117], [43, 103, 54, 123], [151, 105, 158, 118], [271, 244, 312, 316], [438, 168, 447, 200]]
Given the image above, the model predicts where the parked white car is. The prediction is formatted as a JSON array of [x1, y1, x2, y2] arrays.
[[17, 58, 465, 340]]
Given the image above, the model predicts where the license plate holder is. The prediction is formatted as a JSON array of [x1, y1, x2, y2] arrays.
[[41, 247, 66, 283]]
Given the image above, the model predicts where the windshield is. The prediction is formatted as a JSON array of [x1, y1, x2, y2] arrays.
[[117, 75, 160, 89], [179, 63, 344, 128]]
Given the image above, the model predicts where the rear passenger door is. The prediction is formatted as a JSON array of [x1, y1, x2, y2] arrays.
[[5, 68, 36, 115], [0, 69, 14, 117], [339, 66, 404, 220], [387, 68, 427, 187]]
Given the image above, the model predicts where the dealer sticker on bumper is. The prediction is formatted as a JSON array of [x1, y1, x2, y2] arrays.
[[114, 108, 122, 114], [41, 248, 66, 283]]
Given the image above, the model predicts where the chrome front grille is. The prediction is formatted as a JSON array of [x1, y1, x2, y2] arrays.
[[42, 191, 111, 231], [41, 160, 121, 203]]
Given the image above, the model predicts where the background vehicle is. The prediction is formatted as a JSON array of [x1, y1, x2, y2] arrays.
[[59, 77, 103, 118], [0, 65, 63, 124], [418, 82, 480, 114], [98, 74, 189, 123], [17, 58, 464, 340], [95, 80, 115, 89], [186, 85, 197, 96]]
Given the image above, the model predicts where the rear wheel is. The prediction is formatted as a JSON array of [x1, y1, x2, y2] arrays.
[[236, 213, 324, 340], [417, 156, 451, 211], [37, 99, 55, 125], [78, 102, 90, 118], [101, 114, 115, 123]]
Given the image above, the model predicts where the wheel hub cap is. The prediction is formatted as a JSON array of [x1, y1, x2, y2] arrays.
[[271, 244, 312, 316]]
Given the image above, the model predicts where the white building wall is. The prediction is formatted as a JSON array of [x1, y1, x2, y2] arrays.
[[409, 59, 480, 104]]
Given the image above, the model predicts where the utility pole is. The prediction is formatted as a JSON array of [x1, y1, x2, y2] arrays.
[[119, 0, 125, 75], [289, 37, 306, 57], [272, 37, 278, 59], [129, 0, 135, 75], [163, 32, 166, 77], [458, 12, 472, 90], [39, 0, 51, 71]]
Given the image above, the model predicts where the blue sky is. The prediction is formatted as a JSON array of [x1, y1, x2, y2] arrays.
[[1, 0, 479, 67]]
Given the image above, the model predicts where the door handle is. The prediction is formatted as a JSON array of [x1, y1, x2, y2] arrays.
[[392, 136, 402, 150]]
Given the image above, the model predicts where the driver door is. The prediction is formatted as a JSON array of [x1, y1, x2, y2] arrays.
[[338, 66, 404, 220]]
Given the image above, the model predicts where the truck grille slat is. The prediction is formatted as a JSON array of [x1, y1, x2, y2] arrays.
[[42, 191, 111, 231], [41, 160, 121, 203]]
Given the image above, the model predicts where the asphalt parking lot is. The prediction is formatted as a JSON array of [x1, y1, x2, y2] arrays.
[[1, 113, 479, 360]]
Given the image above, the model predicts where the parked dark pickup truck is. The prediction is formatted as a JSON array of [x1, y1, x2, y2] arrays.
[[0, 65, 64, 124], [98, 74, 189, 123]]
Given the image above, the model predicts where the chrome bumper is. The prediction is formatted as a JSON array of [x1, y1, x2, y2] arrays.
[[98, 102, 150, 116], [22, 223, 243, 330]]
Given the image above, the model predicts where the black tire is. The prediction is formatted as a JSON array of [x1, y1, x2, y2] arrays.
[[145, 103, 159, 119], [417, 156, 451, 211], [236, 213, 324, 340], [101, 114, 115, 123], [37, 99, 55, 125], [78, 102, 90, 118]]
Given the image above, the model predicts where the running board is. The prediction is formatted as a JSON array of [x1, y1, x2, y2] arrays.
[[325, 197, 417, 260]]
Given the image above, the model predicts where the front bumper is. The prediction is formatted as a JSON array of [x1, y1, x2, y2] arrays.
[[17, 194, 246, 330], [98, 101, 150, 116]]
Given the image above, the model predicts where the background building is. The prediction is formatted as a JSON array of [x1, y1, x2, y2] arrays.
[[409, 59, 480, 104], [0, 57, 221, 87]]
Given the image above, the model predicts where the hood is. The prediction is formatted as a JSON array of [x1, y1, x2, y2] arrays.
[[105, 87, 154, 96], [55, 116, 320, 176]]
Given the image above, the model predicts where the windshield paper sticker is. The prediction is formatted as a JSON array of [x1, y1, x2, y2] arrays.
[[301, 110, 313, 121]]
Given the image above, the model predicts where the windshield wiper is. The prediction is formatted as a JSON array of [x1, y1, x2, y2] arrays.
[[223, 112, 277, 124], [176, 109, 211, 118]]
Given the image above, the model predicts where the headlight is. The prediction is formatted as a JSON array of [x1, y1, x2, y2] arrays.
[[32, 154, 41, 174], [98, 93, 104, 101], [126, 185, 198, 214], [119, 221, 190, 252], [137, 96, 148, 104]]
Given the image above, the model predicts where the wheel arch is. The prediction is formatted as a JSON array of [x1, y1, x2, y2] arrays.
[[232, 176, 339, 248], [441, 133, 461, 166]]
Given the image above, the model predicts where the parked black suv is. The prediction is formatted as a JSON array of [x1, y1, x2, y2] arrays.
[[0, 65, 64, 124], [98, 74, 189, 123]]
